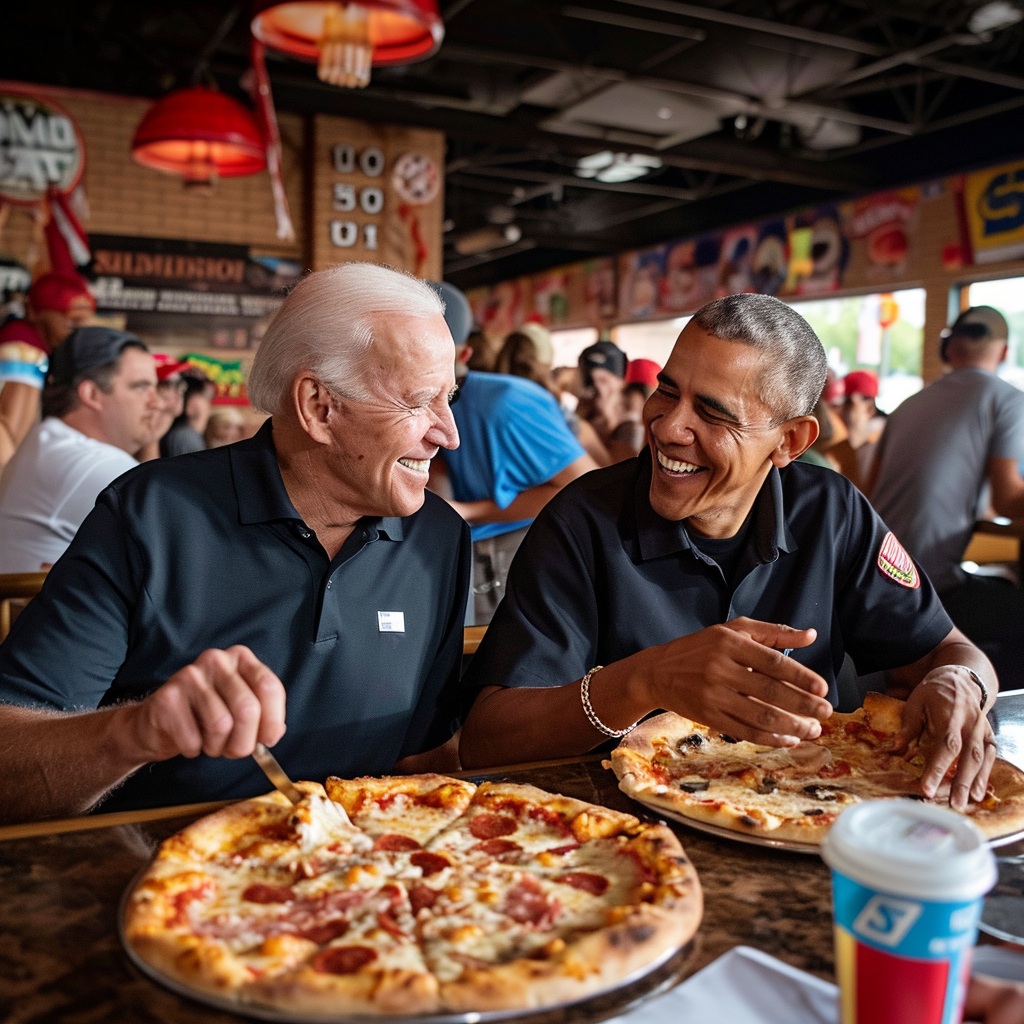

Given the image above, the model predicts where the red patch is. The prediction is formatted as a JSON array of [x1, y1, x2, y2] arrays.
[[877, 532, 919, 589]]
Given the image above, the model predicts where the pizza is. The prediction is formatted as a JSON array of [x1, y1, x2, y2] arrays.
[[124, 774, 702, 1016], [609, 692, 1024, 845]]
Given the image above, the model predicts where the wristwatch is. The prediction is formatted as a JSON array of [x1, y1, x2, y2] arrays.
[[951, 665, 988, 710]]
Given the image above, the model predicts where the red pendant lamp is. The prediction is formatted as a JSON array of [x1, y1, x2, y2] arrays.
[[131, 87, 267, 190], [251, 1, 443, 89]]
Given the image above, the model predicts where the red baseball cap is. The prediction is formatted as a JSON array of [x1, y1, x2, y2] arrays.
[[625, 358, 661, 388], [28, 273, 95, 314], [843, 370, 879, 399], [153, 353, 191, 381]]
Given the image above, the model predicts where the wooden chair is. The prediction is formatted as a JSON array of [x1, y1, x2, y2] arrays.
[[0, 572, 48, 643], [964, 520, 1023, 583], [463, 625, 487, 656]]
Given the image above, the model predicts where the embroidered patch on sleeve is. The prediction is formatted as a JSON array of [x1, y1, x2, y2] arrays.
[[877, 531, 919, 589]]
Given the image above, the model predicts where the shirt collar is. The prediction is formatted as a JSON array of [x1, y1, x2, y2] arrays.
[[633, 448, 795, 563], [228, 419, 404, 541]]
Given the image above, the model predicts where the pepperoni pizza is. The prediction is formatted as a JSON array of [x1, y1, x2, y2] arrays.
[[124, 774, 702, 1016]]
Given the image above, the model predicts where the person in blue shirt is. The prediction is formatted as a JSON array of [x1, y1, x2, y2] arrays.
[[430, 282, 597, 624]]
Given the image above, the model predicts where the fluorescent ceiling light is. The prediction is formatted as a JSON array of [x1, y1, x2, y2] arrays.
[[575, 151, 662, 183]]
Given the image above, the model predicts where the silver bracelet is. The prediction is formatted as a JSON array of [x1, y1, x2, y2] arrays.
[[580, 666, 641, 738], [950, 665, 988, 710]]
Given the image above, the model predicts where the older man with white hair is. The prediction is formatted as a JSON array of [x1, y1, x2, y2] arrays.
[[0, 263, 470, 822]]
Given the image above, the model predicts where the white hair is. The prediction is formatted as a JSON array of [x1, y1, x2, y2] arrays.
[[247, 262, 445, 416]]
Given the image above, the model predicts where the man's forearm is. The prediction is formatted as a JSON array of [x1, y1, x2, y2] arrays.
[[887, 631, 997, 710], [459, 657, 653, 768], [0, 704, 150, 823]]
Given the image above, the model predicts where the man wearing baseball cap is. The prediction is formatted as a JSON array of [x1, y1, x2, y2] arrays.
[[871, 305, 1024, 687], [0, 326, 159, 572], [0, 273, 95, 470], [831, 369, 886, 492]]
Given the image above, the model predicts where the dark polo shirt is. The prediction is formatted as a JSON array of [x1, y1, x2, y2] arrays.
[[464, 450, 951, 706], [0, 421, 472, 811]]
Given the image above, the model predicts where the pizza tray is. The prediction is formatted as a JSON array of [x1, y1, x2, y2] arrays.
[[118, 867, 697, 1024], [622, 791, 1024, 855]]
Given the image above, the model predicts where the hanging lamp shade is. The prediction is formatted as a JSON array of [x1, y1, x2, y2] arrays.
[[251, 1, 443, 88], [131, 87, 267, 189]]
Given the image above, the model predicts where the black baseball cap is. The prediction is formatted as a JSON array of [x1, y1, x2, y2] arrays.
[[943, 305, 1009, 343], [579, 339, 627, 385], [46, 326, 147, 387]]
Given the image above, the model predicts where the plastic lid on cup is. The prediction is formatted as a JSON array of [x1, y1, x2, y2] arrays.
[[821, 800, 997, 903]]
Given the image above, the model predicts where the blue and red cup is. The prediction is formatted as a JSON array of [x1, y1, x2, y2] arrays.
[[821, 800, 997, 1024]]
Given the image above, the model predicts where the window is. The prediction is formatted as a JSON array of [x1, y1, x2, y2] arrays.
[[611, 318, 690, 366], [966, 278, 1024, 391], [787, 289, 926, 413]]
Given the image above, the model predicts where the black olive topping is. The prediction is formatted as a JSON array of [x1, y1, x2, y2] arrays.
[[756, 777, 777, 794], [678, 780, 710, 792], [720, 734, 739, 744]]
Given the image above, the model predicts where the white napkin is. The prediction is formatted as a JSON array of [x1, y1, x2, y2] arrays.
[[611, 946, 839, 1024]]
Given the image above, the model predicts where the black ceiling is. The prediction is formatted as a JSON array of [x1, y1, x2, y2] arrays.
[[4, 0, 1024, 289]]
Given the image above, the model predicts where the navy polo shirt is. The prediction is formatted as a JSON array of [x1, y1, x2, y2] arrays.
[[0, 421, 472, 811], [464, 450, 952, 706]]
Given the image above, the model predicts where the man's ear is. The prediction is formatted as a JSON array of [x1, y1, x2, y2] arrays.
[[291, 374, 336, 445], [770, 414, 819, 467], [455, 344, 473, 366], [76, 378, 105, 413]]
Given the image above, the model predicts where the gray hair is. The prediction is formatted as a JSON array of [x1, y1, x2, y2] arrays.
[[691, 293, 827, 421], [247, 262, 446, 416]]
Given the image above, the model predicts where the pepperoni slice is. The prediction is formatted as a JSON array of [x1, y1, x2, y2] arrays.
[[504, 876, 560, 928], [373, 833, 421, 852], [242, 884, 295, 904], [472, 838, 521, 858], [313, 945, 378, 975], [410, 851, 450, 877], [557, 872, 610, 896], [469, 813, 517, 840], [409, 884, 439, 915], [377, 909, 407, 939], [544, 842, 580, 856], [297, 919, 349, 945]]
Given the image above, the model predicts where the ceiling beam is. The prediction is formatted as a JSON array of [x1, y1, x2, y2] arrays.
[[560, 6, 706, 41], [439, 43, 916, 135], [454, 166, 703, 200]]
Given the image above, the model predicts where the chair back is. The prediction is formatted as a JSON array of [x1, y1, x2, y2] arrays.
[[0, 572, 48, 643]]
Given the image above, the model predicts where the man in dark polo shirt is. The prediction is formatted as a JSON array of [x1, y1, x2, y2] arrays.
[[460, 294, 998, 811], [0, 263, 471, 821]]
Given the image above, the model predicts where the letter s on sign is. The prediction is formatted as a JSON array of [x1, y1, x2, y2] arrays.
[[978, 169, 1024, 237]]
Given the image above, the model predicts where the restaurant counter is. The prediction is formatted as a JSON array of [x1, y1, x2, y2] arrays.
[[1, 689, 1021, 1023]]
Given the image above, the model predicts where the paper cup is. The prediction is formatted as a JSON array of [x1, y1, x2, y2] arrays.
[[821, 800, 997, 1024]]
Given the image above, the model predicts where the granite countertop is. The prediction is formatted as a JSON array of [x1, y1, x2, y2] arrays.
[[2, 690, 1020, 1024], [0, 758, 835, 1024]]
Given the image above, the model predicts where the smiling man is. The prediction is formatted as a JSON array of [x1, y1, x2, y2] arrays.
[[460, 294, 998, 811], [0, 263, 471, 822]]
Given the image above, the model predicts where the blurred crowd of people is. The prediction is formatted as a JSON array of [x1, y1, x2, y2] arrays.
[[0, 271, 254, 573]]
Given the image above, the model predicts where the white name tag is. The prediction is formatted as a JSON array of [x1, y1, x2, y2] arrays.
[[377, 611, 405, 633]]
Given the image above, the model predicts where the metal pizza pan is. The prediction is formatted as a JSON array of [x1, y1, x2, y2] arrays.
[[623, 792, 1024, 854], [118, 867, 697, 1024]]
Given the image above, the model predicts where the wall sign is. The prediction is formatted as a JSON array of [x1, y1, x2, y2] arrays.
[[89, 234, 301, 349], [310, 114, 444, 278], [0, 90, 84, 204], [963, 160, 1024, 264]]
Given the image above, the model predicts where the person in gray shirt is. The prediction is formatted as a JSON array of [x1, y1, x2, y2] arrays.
[[870, 306, 1024, 688]]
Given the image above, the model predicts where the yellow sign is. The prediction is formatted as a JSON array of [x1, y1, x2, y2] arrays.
[[964, 160, 1024, 264]]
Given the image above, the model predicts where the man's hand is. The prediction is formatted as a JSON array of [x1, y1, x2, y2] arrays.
[[897, 665, 997, 810], [645, 618, 832, 746], [121, 646, 287, 763], [964, 974, 1024, 1024]]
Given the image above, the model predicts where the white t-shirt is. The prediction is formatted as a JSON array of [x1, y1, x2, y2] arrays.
[[0, 417, 138, 573]]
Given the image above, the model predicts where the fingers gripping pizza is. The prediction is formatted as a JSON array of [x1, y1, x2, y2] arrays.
[[124, 774, 702, 1016], [609, 693, 1024, 845]]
